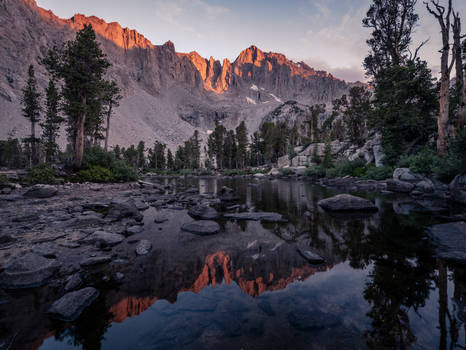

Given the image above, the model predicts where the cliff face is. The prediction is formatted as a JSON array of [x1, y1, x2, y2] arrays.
[[0, 0, 351, 148]]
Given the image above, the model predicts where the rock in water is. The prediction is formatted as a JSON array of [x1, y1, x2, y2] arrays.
[[23, 184, 58, 199], [0, 253, 60, 289], [48, 287, 99, 322], [80, 256, 112, 267], [426, 222, 466, 263], [450, 175, 466, 205], [181, 221, 220, 235], [318, 194, 378, 212], [223, 212, 287, 222], [135, 240, 152, 256], [64, 274, 83, 292], [106, 198, 143, 222], [188, 205, 220, 220], [297, 248, 325, 264], [83, 230, 125, 247], [386, 180, 415, 193]]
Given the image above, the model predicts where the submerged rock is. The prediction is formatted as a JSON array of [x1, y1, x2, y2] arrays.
[[297, 248, 325, 264], [188, 205, 220, 220], [83, 230, 125, 247], [135, 240, 152, 256], [318, 194, 378, 212], [0, 253, 60, 289], [426, 222, 466, 263], [223, 212, 287, 222], [48, 287, 99, 322], [181, 221, 220, 235], [23, 184, 58, 199], [80, 256, 112, 267]]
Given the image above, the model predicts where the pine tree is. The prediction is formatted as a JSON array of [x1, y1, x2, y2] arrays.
[[322, 140, 333, 169], [42, 24, 111, 168], [137, 141, 145, 168], [166, 149, 174, 170], [113, 144, 122, 160], [102, 81, 122, 151], [40, 80, 63, 162], [235, 121, 248, 169], [21, 65, 41, 166]]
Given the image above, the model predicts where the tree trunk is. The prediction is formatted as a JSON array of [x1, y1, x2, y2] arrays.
[[31, 120, 37, 165], [438, 71, 450, 156], [104, 104, 112, 152], [453, 15, 465, 130], [75, 99, 86, 169]]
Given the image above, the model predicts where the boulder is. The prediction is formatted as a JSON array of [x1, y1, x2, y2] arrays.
[[414, 179, 435, 193], [450, 174, 466, 205], [48, 287, 99, 322], [83, 230, 125, 247], [188, 205, 220, 220], [0, 253, 60, 289], [318, 194, 378, 212], [426, 222, 466, 263], [23, 184, 58, 199], [135, 240, 152, 256], [80, 256, 112, 267], [297, 248, 325, 264], [277, 155, 290, 168], [393, 168, 424, 183], [291, 155, 309, 167], [64, 273, 83, 292], [223, 212, 287, 222], [106, 198, 143, 222], [181, 221, 220, 235], [268, 168, 281, 176], [126, 225, 144, 236], [154, 213, 168, 224], [386, 180, 415, 193]]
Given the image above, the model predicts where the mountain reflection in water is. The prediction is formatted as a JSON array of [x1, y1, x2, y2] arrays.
[[1, 178, 466, 349]]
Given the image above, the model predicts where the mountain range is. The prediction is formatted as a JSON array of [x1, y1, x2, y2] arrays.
[[0, 0, 354, 148]]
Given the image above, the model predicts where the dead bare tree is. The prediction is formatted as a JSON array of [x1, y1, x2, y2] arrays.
[[452, 12, 466, 131], [424, 0, 456, 156]]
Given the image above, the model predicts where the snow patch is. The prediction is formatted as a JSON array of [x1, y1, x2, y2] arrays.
[[270, 94, 282, 103], [250, 84, 259, 91], [246, 97, 257, 105]]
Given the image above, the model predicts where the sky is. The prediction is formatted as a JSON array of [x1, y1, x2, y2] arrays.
[[36, 0, 466, 82]]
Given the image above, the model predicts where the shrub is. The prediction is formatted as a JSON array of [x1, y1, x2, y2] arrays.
[[361, 165, 394, 180], [324, 158, 366, 178], [27, 164, 58, 184], [0, 174, 8, 184], [304, 165, 326, 178], [77, 166, 115, 183], [112, 161, 139, 182], [83, 147, 116, 169], [279, 168, 296, 176], [434, 129, 466, 181], [409, 148, 437, 174]]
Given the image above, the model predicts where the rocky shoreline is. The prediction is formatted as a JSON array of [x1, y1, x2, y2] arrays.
[[0, 170, 465, 324]]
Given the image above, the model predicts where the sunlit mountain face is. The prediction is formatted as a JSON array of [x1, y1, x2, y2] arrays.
[[0, 0, 351, 149], [1, 177, 465, 350]]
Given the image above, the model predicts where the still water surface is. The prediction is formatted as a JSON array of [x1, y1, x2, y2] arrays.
[[34, 178, 466, 349]]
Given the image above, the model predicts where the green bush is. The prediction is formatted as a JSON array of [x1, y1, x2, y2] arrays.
[[361, 165, 394, 180], [27, 164, 58, 184], [434, 129, 466, 181], [324, 158, 366, 178], [304, 165, 326, 178], [77, 166, 115, 183], [112, 161, 139, 182], [0, 174, 8, 184], [409, 148, 437, 174], [279, 168, 296, 176], [83, 147, 116, 169]]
